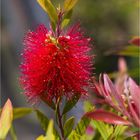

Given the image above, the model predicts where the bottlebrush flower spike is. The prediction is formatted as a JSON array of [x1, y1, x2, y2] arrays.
[[20, 24, 92, 104], [94, 74, 140, 127]]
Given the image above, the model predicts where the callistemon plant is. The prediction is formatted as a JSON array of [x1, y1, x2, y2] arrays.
[[19, 0, 93, 139], [0, 1, 139, 140]]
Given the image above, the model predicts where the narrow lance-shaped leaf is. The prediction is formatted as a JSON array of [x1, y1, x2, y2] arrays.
[[64, 0, 79, 11], [35, 110, 60, 139], [68, 116, 90, 140], [13, 108, 33, 119], [91, 120, 112, 140], [61, 9, 73, 28], [75, 116, 90, 135], [0, 108, 33, 120], [9, 125, 18, 140], [67, 130, 80, 140], [36, 135, 47, 140], [36, 120, 55, 140], [0, 99, 13, 140], [35, 109, 49, 131], [37, 0, 58, 30], [64, 116, 75, 138], [62, 94, 80, 115], [113, 125, 128, 139], [46, 120, 55, 140], [128, 77, 140, 110], [85, 110, 131, 125]]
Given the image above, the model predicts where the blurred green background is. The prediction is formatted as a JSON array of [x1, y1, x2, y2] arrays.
[[1, 0, 139, 139]]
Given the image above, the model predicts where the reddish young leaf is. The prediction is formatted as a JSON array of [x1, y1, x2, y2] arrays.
[[128, 77, 140, 110], [129, 37, 140, 46], [85, 110, 131, 125]]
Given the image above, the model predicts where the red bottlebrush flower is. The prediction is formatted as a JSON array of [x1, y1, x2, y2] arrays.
[[20, 24, 92, 103]]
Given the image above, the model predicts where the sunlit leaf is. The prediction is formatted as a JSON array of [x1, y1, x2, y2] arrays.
[[36, 135, 47, 140], [113, 125, 128, 139], [64, 0, 78, 11], [85, 110, 131, 125], [36, 120, 55, 140], [0, 99, 13, 140], [83, 101, 95, 112], [91, 120, 113, 140], [46, 120, 55, 140], [62, 94, 80, 115], [64, 116, 75, 138], [13, 108, 33, 119], [68, 130, 80, 140], [37, 0, 58, 30]]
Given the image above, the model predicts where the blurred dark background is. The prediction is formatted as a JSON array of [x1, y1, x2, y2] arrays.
[[1, 0, 139, 139]]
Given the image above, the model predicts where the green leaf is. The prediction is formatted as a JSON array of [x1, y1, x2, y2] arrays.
[[64, 0, 79, 11], [75, 117, 90, 135], [36, 120, 55, 140], [62, 94, 80, 115], [13, 108, 33, 119], [35, 110, 60, 139], [83, 101, 95, 112], [68, 117, 90, 140], [37, 0, 58, 30], [9, 124, 17, 140], [117, 45, 139, 57], [68, 130, 81, 140], [61, 9, 73, 28], [131, 126, 140, 132], [113, 125, 128, 139], [0, 99, 13, 140], [64, 116, 75, 138], [46, 120, 55, 140], [91, 121, 113, 140], [36, 135, 47, 140], [124, 137, 136, 140], [0, 107, 33, 120], [92, 131, 101, 140], [35, 110, 49, 131]]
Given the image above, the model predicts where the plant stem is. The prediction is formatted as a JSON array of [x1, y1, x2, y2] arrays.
[[56, 11, 63, 37], [57, 101, 65, 140]]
